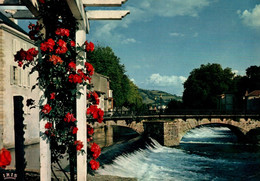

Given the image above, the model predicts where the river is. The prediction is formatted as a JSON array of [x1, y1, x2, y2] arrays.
[[96, 126, 260, 181]]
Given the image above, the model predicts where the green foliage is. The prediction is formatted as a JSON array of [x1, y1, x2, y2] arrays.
[[165, 99, 184, 113], [87, 45, 142, 108], [183, 63, 234, 109], [232, 65, 260, 109]]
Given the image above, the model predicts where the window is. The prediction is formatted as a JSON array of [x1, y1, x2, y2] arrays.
[[10, 65, 21, 86]]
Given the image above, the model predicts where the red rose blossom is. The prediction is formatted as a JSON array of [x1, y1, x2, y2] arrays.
[[70, 40, 75, 47], [64, 112, 76, 123], [39, 0, 45, 3], [49, 55, 63, 65], [85, 41, 94, 52], [42, 104, 52, 114], [55, 39, 68, 54], [91, 143, 101, 159], [74, 140, 83, 151], [50, 92, 55, 100], [68, 74, 83, 84], [85, 62, 94, 76], [72, 127, 78, 134], [45, 122, 52, 129], [87, 125, 94, 135], [89, 159, 99, 170], [68, 62, 76, 71], [55, 28, 70, 37], [0, 148, 11, 168]]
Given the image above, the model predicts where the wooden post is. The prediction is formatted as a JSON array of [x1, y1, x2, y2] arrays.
[[76, 20, 87, 181]]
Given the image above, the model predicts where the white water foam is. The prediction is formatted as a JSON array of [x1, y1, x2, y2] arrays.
[[183, 127, 231, 139], [97, 138, 227, 181]]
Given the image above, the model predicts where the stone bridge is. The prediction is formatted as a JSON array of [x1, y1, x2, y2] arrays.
[[89, 114, 260, 147]]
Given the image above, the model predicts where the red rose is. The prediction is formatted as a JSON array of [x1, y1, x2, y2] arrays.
[[45, 122, 52, 129], [70, 40, 75, 47], [74, 140, 83, 151], [49, 55, 63, 65], [72, 127, 78, 134], [25, 48, 38, 61], [87, 125, 94, 135], [55, 39, 68, 54], [68, 62, 76, 71], [50, 92, 55, 100], [73, 74, 82, 83], [85, 41, 94, 52], [42, 104, 52, 114], [18, 61, 23, 67], [40, 42, 48, 52], [89, 159, 99, 170], [0, 148, 11, 168], [87, 91, 100, 105], [64, 112, 76, 123], [68, 74, 83, 84], [27, 48, 39, 57], [87, 105, 98, 115], [39, 0, 45, 3], [85, 62, 94, 76], [77, 69, 87, 81], [41, 38, 55, 52], [64, 29, 70, 37], [55, 28, 70, 37], [91, 143, 101, 159]]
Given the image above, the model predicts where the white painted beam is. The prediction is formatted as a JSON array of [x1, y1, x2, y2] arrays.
[[20, 0, 40, 18], [83, 0, 127, 7], [66, 0, 89, 33], [87, 10, 130, 20]]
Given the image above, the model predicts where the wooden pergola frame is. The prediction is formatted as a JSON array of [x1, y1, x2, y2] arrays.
[[0, 0, 130, 180]]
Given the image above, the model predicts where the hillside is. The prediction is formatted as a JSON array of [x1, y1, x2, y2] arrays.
[[138, 89, 182, 106]]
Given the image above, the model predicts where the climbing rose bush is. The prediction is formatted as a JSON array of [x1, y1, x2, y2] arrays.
[[13, 0, 104, 177]]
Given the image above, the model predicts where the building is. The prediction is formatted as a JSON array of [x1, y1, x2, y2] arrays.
[[245, 90, 260, 112], [0, 12, 40, 148], [91, 72, 113, 112], [218, 93, 234, 112]]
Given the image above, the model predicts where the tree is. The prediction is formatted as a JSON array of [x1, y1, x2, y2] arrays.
[[246, 65, 260, 91], [165, 99, 183, 113], [183, 63, 234, 109], [232, 65, 260, 109], [87, 45, 143, 109]]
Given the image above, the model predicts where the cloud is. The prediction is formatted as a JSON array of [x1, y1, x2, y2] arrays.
[[140, 0, 210, 18], [169, 32, 185, 37], [90, 0, 210, 44], [122, 38, 137, 44], [232, 70, 245, 76], [147, 73, 187, 87], [238, 4, 260, 28], [193, 32, 199, 37]]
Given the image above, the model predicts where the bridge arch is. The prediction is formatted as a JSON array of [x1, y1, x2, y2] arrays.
[[178, 123, 247, 144]]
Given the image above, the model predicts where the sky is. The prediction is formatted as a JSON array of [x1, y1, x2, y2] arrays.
[[85, 0, 260, 96]]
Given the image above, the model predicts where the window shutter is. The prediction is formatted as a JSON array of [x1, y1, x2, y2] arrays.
[[10, 65, 14, 85], [18, 68, 22, 86]]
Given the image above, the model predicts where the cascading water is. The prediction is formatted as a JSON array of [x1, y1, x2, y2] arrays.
[[96, 126, 260, 181]]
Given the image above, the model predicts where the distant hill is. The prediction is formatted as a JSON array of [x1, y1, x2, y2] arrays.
[[138, 89, 182, 106]]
